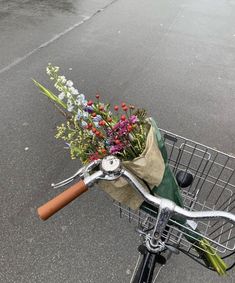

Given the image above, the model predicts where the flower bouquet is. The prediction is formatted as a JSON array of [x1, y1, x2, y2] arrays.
[[34, 64, 227, 275]]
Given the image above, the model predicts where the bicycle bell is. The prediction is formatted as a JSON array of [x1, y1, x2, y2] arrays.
[[101, 155, 122, 175]]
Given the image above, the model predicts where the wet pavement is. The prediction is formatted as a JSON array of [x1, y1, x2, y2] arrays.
[[0, 0, 113, 70], [0, 0, 235, 282]]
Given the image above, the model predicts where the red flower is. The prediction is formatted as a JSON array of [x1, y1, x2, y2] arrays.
[[115, 139, 121, 145], [127, 125, 133, 132], [88, 123, 93, 129], [123, 106, 128, 111], [92, 127, 97, 133], [99, 120, 106, 126], [121, 115, 126, 121], [114, 105, 119, 111], [95, 94, 100, 99], [87, 100, 93, 106], [121, 102, 126, 108], [89, 154, 99, 161], [107, 117, 112, 122], [91, 112, 97, 117], [99, 105, 104, 111], [95, 131, 100, 136], [101, 148, 106, 154]]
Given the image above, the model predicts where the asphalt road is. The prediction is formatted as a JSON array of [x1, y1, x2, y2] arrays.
[[0, 0, 235, 282]]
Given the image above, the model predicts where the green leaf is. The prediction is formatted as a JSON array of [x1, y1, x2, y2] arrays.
[[199, 239, 228, 275], [33, 79, 67, 109]]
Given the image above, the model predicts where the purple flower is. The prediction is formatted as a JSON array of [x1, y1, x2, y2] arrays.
[[113, 120, 127, 131], [110, 144, 125, 154], [84, 106, 93, 113], [129, 115, 138, 124], [119, 128, 128, 135]]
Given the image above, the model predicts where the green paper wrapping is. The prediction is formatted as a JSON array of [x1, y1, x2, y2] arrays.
[[141, 118, 227, 275]]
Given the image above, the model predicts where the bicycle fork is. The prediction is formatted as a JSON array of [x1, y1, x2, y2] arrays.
[[131, 202, 176, 283]]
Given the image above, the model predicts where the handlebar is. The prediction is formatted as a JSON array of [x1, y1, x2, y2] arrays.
[[37, 170, 103, 220], [38, 180, 88, 220], [121, 169, 235, 224], [37, 156, 235, 225]]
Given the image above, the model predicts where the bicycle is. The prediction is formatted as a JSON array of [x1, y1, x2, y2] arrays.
[[37, 129, 235, 282]]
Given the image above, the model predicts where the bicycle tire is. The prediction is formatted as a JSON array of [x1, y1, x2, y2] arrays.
[[132, 246, 166, 283]]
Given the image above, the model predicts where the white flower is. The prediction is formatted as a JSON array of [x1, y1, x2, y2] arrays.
[[71, 88, 79, 95], [82, 111, 88, 120], [67, 105, 74, 112], [75, 98, 82, 106], [63, 86, 68, 92], [67, 93, 72, 98], [66, 80, 73, 87], [67, 100, 74, 112], [82, 99, 87, 107], [75, 93, 86, 106], [79, 94, 85, 100], [68, 87, 75, 93], [94, 122, 101, 128], [77, 109, 82, 119], [58, 76, 66, 84], [58, 92, 65, 100], [67, 100, 72, 106], [46, 67, 51, 75], [81, 121, 88, 128]]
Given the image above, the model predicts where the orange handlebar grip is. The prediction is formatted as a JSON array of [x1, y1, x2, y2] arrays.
[[37, 180, 88, 220]]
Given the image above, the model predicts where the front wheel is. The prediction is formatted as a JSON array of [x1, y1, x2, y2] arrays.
[[131, 245, 166, 283]]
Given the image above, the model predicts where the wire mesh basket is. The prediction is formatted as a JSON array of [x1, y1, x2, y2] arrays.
[[114, 128, 235, 257]]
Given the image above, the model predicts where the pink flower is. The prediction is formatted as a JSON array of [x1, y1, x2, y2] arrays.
[[129, 115, 138, 124], [110, 144, 125, 154], [112, 120, 128, 131]]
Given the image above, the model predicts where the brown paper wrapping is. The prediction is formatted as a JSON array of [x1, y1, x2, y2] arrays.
[[99, 122, 165, 210]]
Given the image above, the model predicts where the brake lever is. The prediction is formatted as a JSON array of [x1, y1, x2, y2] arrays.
[[51, 159, 101, 189]]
